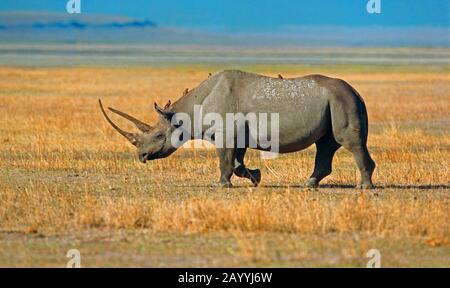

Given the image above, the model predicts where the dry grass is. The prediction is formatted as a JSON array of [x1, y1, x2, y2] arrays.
[[0, 66, 449, 267], [2, 185, 448, 239]]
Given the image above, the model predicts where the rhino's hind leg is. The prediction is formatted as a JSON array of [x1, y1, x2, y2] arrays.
[[347, 145, 376, 189], [215, 148, 235, 188], [234, 148, 261, 187], [331, 105, 376, 189], [306, 134, 341, 188]]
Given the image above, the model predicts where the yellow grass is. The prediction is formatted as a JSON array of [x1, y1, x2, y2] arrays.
[[0, 66, 449, 267]]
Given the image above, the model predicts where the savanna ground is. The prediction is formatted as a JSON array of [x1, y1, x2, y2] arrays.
[[0, 61, 449, 267]]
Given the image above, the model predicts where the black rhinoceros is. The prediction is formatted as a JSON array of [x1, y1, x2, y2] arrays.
[[99, 70, 376, 189]]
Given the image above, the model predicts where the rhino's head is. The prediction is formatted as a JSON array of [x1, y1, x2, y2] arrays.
[[99, 99, 178, 163]]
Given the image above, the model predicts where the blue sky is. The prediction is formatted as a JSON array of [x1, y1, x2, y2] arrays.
[[0, 0, 448, 31]]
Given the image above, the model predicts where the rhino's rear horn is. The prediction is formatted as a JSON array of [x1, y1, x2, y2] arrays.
[[98, 99, 140, 146], [107, 106, 152, 133]]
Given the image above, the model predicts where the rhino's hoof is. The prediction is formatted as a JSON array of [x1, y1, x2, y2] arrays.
[[250, 169, 261, 187], [306, 178, 319, 188], [356, 183, 375, 189], [211, 181, 233, 188]]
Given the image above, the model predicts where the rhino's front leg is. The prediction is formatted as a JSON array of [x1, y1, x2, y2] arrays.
[[215, 148, 235, 188], [234, 148, 261, 187]]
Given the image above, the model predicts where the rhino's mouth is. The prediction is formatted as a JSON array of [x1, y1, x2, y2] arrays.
[[141, 153, 158, 163], [140, 148, 164, 163], [141, 153, 150, 163]]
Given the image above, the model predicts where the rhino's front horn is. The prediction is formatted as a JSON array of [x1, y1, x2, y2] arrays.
[[98, 99, 140, 146]]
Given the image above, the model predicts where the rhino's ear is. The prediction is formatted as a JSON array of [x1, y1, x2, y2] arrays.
[[163, 100, 171, 109], [154, 102, 174, 121]]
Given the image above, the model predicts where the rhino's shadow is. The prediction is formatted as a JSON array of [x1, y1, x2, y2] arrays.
[[174, 184, 449, 190], [261, 184, 450, 190]]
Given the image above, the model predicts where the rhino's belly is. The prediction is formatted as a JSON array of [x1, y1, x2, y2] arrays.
[[252, 99, 330, 153], [277, 128, 325, 153], [249, 106, 329, 153]]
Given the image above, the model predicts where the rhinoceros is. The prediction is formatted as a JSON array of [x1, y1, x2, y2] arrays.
[[99, 70, 376, 188]]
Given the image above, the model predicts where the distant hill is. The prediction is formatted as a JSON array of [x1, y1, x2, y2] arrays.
[[0, 12, 224, 45], [0, 12, 448, 46]]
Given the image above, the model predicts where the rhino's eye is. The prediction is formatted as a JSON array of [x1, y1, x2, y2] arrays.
[[156, 133, 164, 139]]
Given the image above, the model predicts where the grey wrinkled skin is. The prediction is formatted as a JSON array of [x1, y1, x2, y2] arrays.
[[99, 70, 376, 189]]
